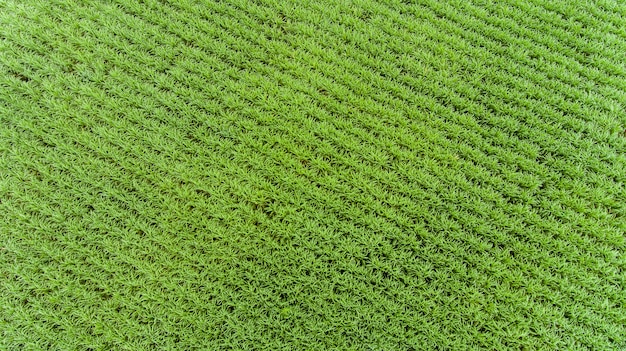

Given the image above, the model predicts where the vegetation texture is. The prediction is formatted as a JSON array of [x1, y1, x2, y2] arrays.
[[1, 0, 625, 349]]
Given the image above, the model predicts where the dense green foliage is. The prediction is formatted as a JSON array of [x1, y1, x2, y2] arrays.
[[1, 0, 625, 349]]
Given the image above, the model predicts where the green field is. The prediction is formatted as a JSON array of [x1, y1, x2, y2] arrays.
[[1, 0, 625, 349]]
